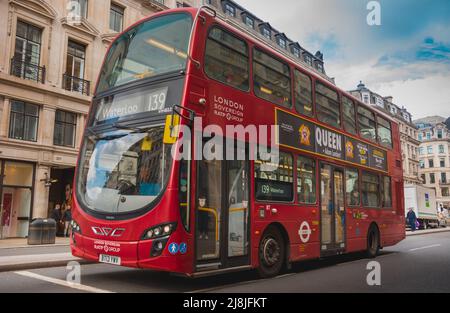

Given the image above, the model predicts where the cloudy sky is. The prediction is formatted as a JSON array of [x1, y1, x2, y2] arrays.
[[233, 0, 450, 120]]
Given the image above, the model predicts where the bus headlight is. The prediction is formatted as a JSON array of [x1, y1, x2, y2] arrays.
[[70, 220, 82, 234], [142, 223, 177, 240]]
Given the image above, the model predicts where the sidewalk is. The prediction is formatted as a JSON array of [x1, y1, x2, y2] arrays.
[[0, 237, 70, 249], [406, 227, 450, 236], [0, 237, 92, 272]]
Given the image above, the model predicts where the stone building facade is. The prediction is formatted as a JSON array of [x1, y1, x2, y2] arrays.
[[0, 0, 198, 238], [415, 116, 450, 210]]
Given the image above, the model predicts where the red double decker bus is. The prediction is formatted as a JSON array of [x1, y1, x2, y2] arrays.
[[71, 6, 405, 278]]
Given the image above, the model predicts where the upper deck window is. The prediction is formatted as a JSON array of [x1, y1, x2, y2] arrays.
[[342, 96, 357, 135], [315, 82, 340, 129], [377, 115, 393, 149], [205, 27, 249, 91], [253, 48, 291, 108], [294, 70, 313, 117], [358, 105, 377, 142], [96, 13, 192, 94]]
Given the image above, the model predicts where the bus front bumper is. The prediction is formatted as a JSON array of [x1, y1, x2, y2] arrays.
[[70, 232, 191, 274]]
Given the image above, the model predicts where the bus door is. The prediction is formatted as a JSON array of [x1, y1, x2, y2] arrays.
[[195, 145, 250, 271], [320, 163, 346, 255]]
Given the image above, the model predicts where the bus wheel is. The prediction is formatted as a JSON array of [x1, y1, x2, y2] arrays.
[[257, 226, 285, 278], [366, 226, 380, 258]]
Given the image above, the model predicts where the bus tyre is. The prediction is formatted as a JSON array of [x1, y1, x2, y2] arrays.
[[366, 226, 380, 258], [257, 226, 285, 278]]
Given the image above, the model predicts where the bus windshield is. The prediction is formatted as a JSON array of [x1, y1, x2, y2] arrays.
[[96, 13, 192, 94], [77, 127, 172, 215]]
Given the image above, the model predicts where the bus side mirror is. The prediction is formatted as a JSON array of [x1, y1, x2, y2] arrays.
[[163, 114, 180, 145]]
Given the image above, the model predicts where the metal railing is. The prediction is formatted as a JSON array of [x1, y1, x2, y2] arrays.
[[63, 74, 90, 96], [10, 58, 46, 83]]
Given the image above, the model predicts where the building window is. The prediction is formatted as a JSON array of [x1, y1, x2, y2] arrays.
[[244, 16, 254, 28], [381, 176, 392, 208], [430, 173, 435, 184], [419, 160, 425, 169], [12, 21, 43, 82], [316, 62, 324, 73], [110, 3, 124, 32], [442, 173, 447, 184], [253, 48, 291, 108], [418, 133, 423, 141], [358, 105, 376, 142], [419, 147, 425, 155], [54, 110, 77, 147], [294, 70, 313, 117], [362, 171, 379, 208], [255, 152, 293, 202], [292, 47, 300, 58], [439, 145, 445, 154], [442, 188, 449, 197], [262, 27, 271, 39], [9, 100, 39, 142], [426, 132, 431, 140], [421, 174, 426, 183], [427, 146, 433, 154], [437, 129, 443, 139], [297, 156, 316, 204], [64, 40, 89, 95], [225, 4, 235, 17], [278, 37, 287, 49], [205, 27, 249, 91], [377, 116, 393, 149], [71, 0, 88, 19], [316, 82, 340, 129], [441, 159, 446, 168], [304, 54, 312, 66], [429, 159, 434, 168], [346, 169, 360, 206]]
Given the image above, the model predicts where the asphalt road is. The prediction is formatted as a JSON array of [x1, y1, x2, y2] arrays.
[[0, 231, 449, 293]]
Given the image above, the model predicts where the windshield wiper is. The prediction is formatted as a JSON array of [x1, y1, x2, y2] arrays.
[[85, 126, 129, 141], [113, 122, 154, 134]]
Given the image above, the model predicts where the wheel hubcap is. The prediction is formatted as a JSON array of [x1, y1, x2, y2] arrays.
[[262, 237, 280, 266]]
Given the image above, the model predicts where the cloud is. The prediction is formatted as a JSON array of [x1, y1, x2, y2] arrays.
[[232, 0, 450, 119]]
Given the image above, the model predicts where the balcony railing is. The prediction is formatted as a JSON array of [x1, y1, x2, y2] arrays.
[[10, 58, 46, 83], [63, 74, 90, 96]]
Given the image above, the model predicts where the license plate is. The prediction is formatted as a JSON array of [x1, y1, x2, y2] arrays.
[[99, 254, 121, 266]]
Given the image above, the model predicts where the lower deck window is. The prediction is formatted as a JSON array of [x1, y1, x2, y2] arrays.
[[255, 152, 293, 202], [362, 171, 379, 207]]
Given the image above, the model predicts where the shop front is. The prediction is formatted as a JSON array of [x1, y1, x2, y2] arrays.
[[0, 160, 35, 239]]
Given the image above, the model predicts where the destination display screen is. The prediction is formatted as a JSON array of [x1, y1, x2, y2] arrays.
[[276, 109, 388, 172], [95, 87, 169, 122], [91, 77, 185, 126]]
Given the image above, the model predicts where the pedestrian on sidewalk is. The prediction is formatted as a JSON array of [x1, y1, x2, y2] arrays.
[[63, 205, 72, 237], [50, 204, 64, 236], [407, 207, 417, 231]]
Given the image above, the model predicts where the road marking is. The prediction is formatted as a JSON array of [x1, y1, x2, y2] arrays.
[[14, 271, 114, 293], [408, 244, 441, 252]]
